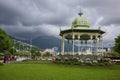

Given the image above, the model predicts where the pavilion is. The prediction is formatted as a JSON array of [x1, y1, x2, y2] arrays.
[[60, 11, 105, 55]]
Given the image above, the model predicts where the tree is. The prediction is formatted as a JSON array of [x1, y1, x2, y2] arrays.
[[114, 35, 120, 54], [0, 28, 12, 53]]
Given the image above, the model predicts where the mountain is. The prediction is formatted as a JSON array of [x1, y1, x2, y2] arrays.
[[32, 36, 78, 52], [32, 36, 61, 51]]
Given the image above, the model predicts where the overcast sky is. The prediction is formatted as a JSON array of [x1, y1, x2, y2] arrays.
[[0, 0, 120, 46]]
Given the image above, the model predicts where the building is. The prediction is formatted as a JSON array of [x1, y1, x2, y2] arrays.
[[60, 10, 105, 55]]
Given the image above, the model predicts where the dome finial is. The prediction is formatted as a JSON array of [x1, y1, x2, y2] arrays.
[[78, 9, 83, 16]]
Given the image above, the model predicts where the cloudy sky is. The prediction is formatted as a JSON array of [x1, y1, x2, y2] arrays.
[[0, 0, 120, 46]]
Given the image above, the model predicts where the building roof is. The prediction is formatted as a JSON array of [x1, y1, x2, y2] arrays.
[[71, 10, 90, 29]]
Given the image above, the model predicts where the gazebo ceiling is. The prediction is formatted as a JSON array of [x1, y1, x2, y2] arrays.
[[64, 33, 101, 40], [65, 34, 90, 40]]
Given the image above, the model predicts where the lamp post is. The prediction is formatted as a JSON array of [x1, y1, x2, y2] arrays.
[[13, 39, 15, 55], [30, 38, 32, 58], [19, 41, 21, 54]]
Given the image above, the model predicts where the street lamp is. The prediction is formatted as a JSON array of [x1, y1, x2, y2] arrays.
[[30, 38, 32, 58]]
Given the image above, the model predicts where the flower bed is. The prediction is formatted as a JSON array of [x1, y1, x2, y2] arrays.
[[53, 55, 115, 66]]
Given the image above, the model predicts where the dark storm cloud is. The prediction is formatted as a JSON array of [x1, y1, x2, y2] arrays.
[[1, 0, 120, 26], [0, 3, 20, 25], [0, 0, 73, 26], [80, 0, 120, 25], [0, 0, 120, 43]]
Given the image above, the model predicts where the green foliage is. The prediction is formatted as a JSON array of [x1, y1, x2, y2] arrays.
[[104, 52, 120, 57], [84, 58, 93, 65], [114, 35, 120, 54], [0, 62, 3, 66], [0, 29, 12, 53], [31, 47, 40, 56], [15, 52, 29, 56], [0, 56, 4, 60], [9, 48, 16, 55]]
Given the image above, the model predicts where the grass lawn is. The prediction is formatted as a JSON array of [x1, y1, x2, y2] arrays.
[[0, 63, 120, 80]]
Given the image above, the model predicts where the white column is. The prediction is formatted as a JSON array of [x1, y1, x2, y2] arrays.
[[101, 36, 104, 56], [78, 35, 80, 55], [90, 35, 93, 54], [61, 35, 65, 55], [81, 40, 84, 54], [98, 37, 101, 53], [80, 40, 82, 54], [96, 36, 98, 54], [72, 33, 75, 55], [85, 40, 87, 54]]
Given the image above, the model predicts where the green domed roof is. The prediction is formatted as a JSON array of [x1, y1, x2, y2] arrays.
[[71, 11, 90, 29]]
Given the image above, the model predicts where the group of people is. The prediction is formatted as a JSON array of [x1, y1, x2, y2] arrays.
[[4, 54, 17, 63]]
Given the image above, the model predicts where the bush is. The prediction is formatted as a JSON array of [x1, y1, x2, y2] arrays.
[[72, 58, 79, 65], [22, 59, 29, 62], [84, 58, 93, 65], [0, 62, 3, 66], [97, 58, 102, 63], [60, 59, 66, 64], [115, 61, 120, 65], [0, 56, 4, 60], [54, 56, 115, 66], [98, 63, 106, 66], [78, 59, 84, 65], [99, 58, 114, 66], [92, 60, 98, 64]]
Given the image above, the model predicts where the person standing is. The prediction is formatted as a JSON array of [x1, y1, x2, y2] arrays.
[[6, 54, 9, 63], [4, 54, 9, 63], [4, 55, 6, 63]]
